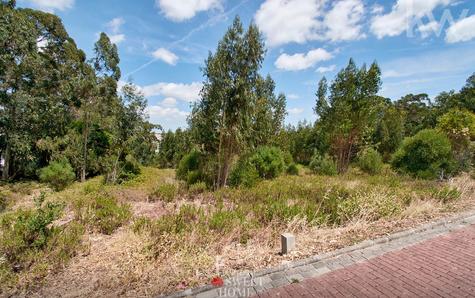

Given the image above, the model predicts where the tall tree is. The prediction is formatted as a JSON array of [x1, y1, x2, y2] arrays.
[[190, 16, 268, 187], [315, 59, 383, 173]]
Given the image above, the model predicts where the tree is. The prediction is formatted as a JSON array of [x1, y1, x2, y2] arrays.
[[373, 103, 405, 161], [315, 59, 383, 173], [437, 109, 475, 169], [190, 16, 272, 187], [395, 93, 435, 137], [0, 4, 84, 179]]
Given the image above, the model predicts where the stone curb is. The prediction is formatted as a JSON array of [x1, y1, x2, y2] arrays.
[[162, 210, 475, 298]]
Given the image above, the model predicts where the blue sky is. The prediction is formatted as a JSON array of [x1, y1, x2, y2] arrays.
[[18, 0, 475, 131]]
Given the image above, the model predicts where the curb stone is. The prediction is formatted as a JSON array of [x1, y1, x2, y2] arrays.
[[162, 210, 475, 298]]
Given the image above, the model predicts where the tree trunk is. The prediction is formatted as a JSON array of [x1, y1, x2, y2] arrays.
[[1, 142, 10, 180], [81, 114, 89, 182]]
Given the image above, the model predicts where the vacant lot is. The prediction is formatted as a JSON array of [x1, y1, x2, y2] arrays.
[[1, 167, 474, 297]]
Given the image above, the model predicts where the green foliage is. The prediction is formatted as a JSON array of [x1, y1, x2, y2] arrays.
[[392, 129, 456, 179], [38, 160, 76, 191], [189, 17, 283, 188], [0, 193, 83, 285], [229, 146, 286, 187], [309, 153, 337, 176], [437, 109, 475, 170], [73, 194, 130, 235], [315, 59, 383, 173], [188, 181, 208, 195], [431, 187, 461, 203], [176, 150, 205, 185], [150, 183, 178, 202], [229, 158, 260, 187], [357, 148, 384, 175], [249, 147, 286, 179], [286, 163, 299, 176]]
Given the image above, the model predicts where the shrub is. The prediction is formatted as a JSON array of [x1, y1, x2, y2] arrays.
[[229, 147, 287, 187], [150, 183, 177, 202], [391, 129, 456, 179], [0, 191, 8, 213], [309, 153, 337, 176], [188, 181, 208, 195], [0, 196, 63, 268], [38, 160, 76, 191], [229, 157, 260, 187], [119, 154, 141, 182], [286, 163, 299, 176], [73, 194, 131, 235], [357, 148, 384, 175], [176, 150, 204, 185], [437, 109, 475, 170], [249, 146, 286, 179]]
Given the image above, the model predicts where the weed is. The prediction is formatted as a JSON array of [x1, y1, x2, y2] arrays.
[[73, 194, 131, 235], [150, 183, 178, 202]]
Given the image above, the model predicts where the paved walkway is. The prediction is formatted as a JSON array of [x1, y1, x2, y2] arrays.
[[256, 225, 475, 298]]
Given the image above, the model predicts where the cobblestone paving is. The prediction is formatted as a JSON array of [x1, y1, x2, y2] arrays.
[[257, 224, 475, 297]]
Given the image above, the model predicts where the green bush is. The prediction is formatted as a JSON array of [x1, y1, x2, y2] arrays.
[[176, 150, 204, 185], [188, 181, 208, 195], [229, 157, 260, 187], [0, 191, 8, 213], [250, 146, 286, 179], [0, 196, 64, 270], [309, 153, 337, 176], [119, 154, 141, 182], [357, 148, 384, 175], [150, 183, 177, 202], [73, 194, 131, 235], [392, 129, 456, 179], [229, 147, 287, 187], [38, 160, 76, 191], [286, 163, 299, 175]]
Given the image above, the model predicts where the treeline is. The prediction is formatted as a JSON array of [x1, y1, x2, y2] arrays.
[[0, 1, 157, 185], [158, 17, 475, 187]]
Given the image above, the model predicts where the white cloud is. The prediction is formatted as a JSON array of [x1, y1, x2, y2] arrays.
[[446, 15, 475, 43], [287, 94, 300, 100], [371, 0, 452, 39], [141, 82, 202, 102], [324, 0, 365, 42], [157, 0, 222, 22], [24, 0, 74, 11], [254, 0, 365, 47], [161, 97, 177, 107], [316, 64, 336, 73], [275, 48, 333, 71], [152, 48, 179, 65], [255, 0, 325, 47], [146, 105, 189, 130], [109, 34, 125, 44], [107, 17, 125, 34], [288, 108, 304, 115]]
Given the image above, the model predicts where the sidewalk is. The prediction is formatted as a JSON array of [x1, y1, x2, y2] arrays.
[[257, 224, 475, 297], [166, 212, 475, 298]]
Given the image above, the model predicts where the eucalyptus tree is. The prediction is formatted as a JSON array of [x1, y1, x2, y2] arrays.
[[190, 16, 271, 187], [0, 2, 84, 179], [315, 59, 383, 173]]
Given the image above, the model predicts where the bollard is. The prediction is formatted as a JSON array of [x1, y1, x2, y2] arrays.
[[281, 233, 295, 254]]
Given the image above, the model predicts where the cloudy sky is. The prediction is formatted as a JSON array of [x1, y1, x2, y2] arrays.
[[18, 0, 475, 130]]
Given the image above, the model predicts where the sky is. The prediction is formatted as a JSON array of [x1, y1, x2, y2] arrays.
[[17, 0, 475, 131]]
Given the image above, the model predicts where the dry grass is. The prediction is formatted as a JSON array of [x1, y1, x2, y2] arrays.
[[1, 169, 474, 297]]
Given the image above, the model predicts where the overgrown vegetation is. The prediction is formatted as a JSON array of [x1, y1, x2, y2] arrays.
[[38, 160, 76, 191], [0, 3, 475, 296]]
